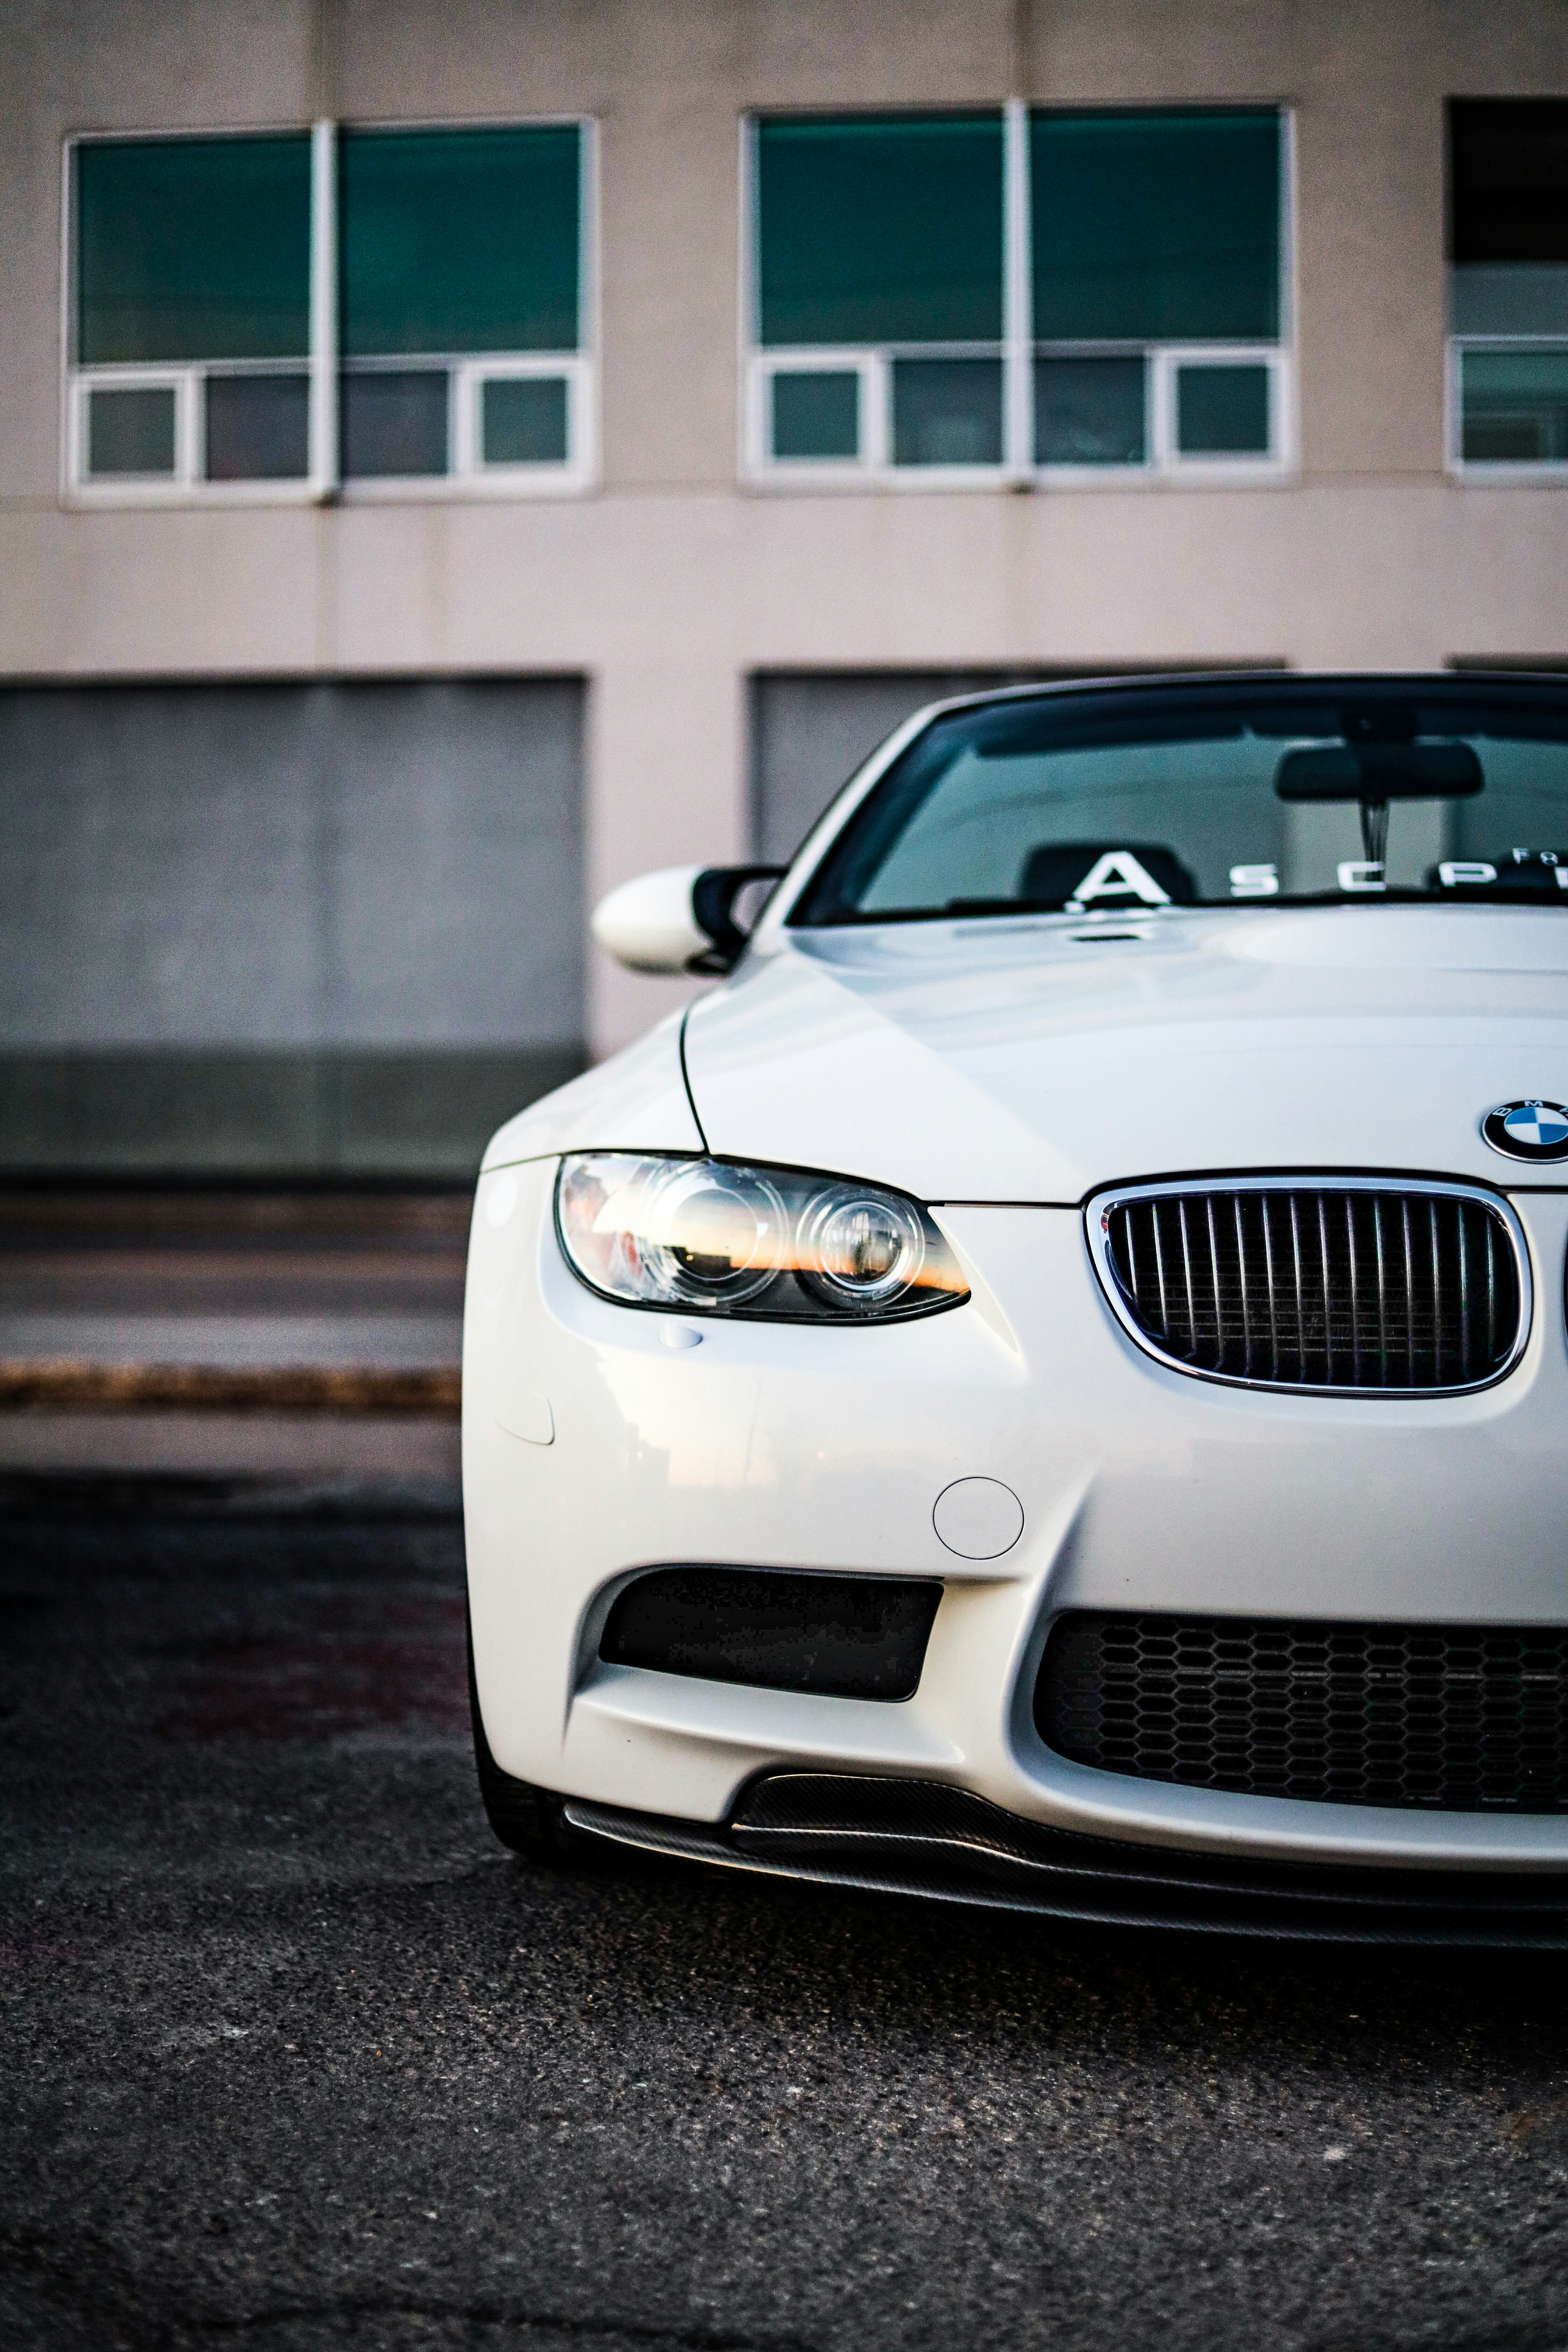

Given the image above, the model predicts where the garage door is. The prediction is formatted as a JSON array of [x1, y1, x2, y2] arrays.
[[0, 678, 584, 1176], [751, 671, 1049, 865]]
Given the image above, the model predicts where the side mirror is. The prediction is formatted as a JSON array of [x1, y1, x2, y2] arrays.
[[591, 864, 787, 976]]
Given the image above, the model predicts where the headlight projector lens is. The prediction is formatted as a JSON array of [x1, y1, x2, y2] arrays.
[[804, 1189, 924, 1305], [555, 1153, 967, 1323], [644, 1162, 785, 1306]]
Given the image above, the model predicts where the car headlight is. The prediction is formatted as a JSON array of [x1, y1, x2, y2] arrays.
[[554, 1153, 969, 1322]]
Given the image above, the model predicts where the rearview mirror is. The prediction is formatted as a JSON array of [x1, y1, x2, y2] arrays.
[[1274, 742, 1484, 801], [591, 864, 786, 976]]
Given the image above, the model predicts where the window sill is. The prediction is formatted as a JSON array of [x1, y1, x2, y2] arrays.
[[740, 463, 1297, 493], [339, 471, 596, 502], [62, 473, 598, 510], [1447, 462, 1568, 485], [63, 479, 327, 511]]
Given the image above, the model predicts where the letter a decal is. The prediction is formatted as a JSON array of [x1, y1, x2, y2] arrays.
[[1069, 850, 1171, 907]]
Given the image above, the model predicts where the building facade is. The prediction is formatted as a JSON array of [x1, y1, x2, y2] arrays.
[[4, 0, 1567, 1174]]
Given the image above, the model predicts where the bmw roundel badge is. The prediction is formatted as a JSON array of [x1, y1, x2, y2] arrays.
[[1482, 1100, 1568, 1161]]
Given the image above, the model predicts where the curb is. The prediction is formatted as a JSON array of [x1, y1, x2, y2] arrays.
[[0, 1361, 462, 1415]]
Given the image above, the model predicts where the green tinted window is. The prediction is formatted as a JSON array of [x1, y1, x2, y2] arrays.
[[1461, 346, 1568, 462], [771, 371, 860, 458], [341, 126, 581, 357], [1176, 361, 1270, 454], [1031, 111, 1280, 342], [87, 385, 177, 475], [75, 135, 310, 364], [757, 115, 1004, 346], [1035, 353, 1147, 464], [482, 376, 569, 464]]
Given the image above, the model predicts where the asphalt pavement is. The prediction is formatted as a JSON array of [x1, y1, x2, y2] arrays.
[[4, 1472, 1568, 2352]]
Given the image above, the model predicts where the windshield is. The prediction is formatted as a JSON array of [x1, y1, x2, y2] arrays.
[[790, 679, 1568, 924]]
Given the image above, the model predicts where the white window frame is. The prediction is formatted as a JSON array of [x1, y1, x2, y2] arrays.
[[1154, 343, 1293, 477], [1447, 334, 1568, 481], [67, 366, 194, 495], [745, 346, 1016, 485], [345, 352, 595, 499], [741, 110, 1020, 490], [461, 354, 596, 491], [339, 114, 598, 501], [743, 102, 1296, 491], [62, 115, 598, 507], [1030, 343, 1292, 481], [746, 349, 882, 478], [69, 357, 329, 500], [63, 124, 333, 508]]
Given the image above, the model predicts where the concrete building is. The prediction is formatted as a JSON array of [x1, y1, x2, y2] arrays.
[[4, 0, 1567, 1175]]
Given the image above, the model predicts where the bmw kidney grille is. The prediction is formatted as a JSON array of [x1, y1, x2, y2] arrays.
[[1093, 1180, 1525, 1392]]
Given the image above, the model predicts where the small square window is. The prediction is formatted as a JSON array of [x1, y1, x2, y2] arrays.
[[1175, 361, 1270, 455], [1460, 347, 1568, 462], [771, 370, 860, 459], [1035, 354, 1146, 465], [482, 376, 569, 464], [891, 358, 1002, 466], [205, 373, 310, 480], [341, 370, 450, 477], [87, 384, 177, 477]]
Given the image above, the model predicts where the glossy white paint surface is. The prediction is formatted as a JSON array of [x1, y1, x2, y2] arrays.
[[590, 865, 708, 975], [684, 907, 1568, 1199]]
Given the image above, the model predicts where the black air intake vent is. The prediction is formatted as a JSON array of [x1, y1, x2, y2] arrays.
[[1097, 1182, 1523, 1391], [600, 1567, 940, 1701], [1037, 1611, 1568, 1813]]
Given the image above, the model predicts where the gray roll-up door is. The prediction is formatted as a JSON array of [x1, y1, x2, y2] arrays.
[[0, 678, 584, 1176], [750, 671, 1048, 864]]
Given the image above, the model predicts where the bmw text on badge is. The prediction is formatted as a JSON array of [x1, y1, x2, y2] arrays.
[[1482, 1101, 1568, 1162]]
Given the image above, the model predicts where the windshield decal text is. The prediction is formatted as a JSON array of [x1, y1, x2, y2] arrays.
[[1066, 850, 1171, 910]]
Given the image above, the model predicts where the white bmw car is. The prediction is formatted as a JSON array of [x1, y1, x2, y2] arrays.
[[464, 673, 1568, 1942]]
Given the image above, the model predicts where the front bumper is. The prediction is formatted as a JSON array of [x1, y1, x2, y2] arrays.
[[463, 1159, 1568, 1876]]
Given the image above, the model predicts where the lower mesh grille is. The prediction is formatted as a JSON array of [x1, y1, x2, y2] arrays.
[[1097, 1183, 1522, 1390], [1036, 1612, 1568, 1812]]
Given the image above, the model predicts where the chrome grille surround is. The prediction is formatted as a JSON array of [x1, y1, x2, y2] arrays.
[[1087, 1175, 1531, 1395]]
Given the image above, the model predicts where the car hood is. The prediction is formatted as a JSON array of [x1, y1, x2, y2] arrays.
[[681, 907, 1568, 1201]]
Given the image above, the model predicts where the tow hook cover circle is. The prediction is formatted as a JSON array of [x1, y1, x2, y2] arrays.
[[933, 1477, 1024, 1560]]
